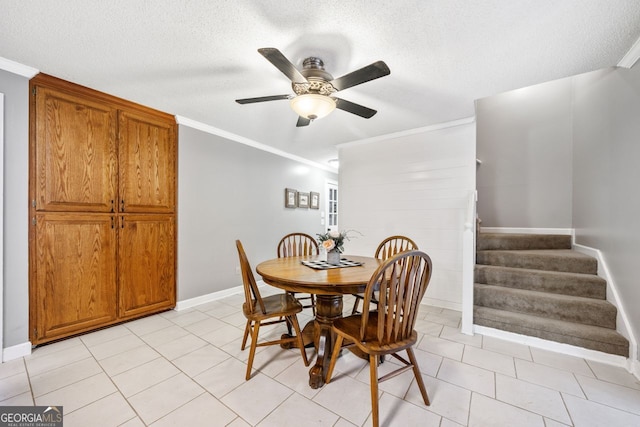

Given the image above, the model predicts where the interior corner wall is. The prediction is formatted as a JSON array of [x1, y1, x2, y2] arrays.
[[0, 69, 29, 347], [572, 65, 640, 362], [177, 125, 338, 302], [476, 78, 574, 228], [339, 123, 476, 309]]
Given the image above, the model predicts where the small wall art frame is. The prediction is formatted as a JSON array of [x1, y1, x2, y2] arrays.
[[310, 191, 320, 209], [297, 191, 310, 208], [285, 188, 297, 208]]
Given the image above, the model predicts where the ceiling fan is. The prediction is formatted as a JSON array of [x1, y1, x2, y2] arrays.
[[235, 48, 390, 127]]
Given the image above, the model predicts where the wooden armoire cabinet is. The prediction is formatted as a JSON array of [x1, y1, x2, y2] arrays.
[[29, 74, 177, 345]]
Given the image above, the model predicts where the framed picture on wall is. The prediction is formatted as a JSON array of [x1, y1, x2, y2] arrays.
[[310, 191, 320, 209], [285, 188, 297, 208], [297, 192, 310, 208]]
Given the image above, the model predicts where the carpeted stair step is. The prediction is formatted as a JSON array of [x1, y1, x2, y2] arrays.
[[474, 306, 629, 357], [477, 233, 572, 250], [475, 264, 606, 299], [476, 249, 597, 274], [474, 283, 617, 328]]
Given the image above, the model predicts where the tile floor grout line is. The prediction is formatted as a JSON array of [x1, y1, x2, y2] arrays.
[[91, 341, 150, 426], [159, 324, 250, 414], [27, 348, 97, 401], [70, 339, 101, 411], [254, 388, 298, 427], [22, 357, 36, 406], [10, 298, 640, 426], [146, 388, 209, 426], [471, 390, 554, 424], [558, 389, 575, 427]]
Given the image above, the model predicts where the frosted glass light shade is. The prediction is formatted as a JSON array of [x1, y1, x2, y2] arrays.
[[290, 94, 336, 120]]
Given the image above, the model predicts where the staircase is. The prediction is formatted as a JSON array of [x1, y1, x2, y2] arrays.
[[473, 233, 629, 357]]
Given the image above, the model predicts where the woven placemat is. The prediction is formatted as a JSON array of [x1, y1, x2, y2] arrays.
[[301, 258, 364, 270]]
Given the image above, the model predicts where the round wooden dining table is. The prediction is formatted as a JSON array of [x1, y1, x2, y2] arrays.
[[256, 254, 382, 389]]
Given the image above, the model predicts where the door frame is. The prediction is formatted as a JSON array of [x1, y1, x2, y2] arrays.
[[325, 179, 338, 232], [1, 94, 5, 360]]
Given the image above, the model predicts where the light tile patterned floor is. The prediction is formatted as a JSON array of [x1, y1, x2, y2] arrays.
[[1, 291, 640, 427]]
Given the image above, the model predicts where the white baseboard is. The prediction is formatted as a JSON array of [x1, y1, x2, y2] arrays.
[[474, 325, 637, 378], [572, 243, 638, 364], [631, 358, 640, 380], [423, 297, 461, 312], [175, 285, 243, 311], [3, 341, 32, 362], [480, 227, 573, 236]]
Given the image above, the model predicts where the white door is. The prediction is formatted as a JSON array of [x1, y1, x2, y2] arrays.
[[326, 180, 338, 232]]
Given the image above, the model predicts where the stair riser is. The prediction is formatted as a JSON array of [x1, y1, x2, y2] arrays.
[[474, 285, 617, 329], [475, 265, 606, 299], [476, 251, 597, 274], [473, 310, 628, 357], [477, 234, 572, 251]]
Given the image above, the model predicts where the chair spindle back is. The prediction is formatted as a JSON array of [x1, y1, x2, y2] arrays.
[[277, 233, 319, 258], [374, 235, 418, 261], [236, 240, 266, 314], [360, 250, 432, 344]]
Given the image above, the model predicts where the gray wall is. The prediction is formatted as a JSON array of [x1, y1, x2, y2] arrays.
[[572, 65, 640, 362], [476, 78, 574, 228], [177, 125, 337, 301], [1, 70, 29, 347]]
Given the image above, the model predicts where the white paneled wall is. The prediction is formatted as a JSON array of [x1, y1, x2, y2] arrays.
[[339, 122, 476, 310]]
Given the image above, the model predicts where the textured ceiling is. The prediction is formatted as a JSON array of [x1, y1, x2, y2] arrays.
[[2, 0, 640, 167]]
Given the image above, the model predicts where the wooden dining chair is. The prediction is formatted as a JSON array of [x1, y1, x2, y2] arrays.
[[326, 250, 433, 427], [351, 235, 418, 315], [277, 232, 320, 315], [236, 240, 309, 380]]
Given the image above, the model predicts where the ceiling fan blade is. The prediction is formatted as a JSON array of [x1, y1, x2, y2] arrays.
[[258, 48, 308, 84], [330, 61, 390, 91], [235, 94, 291, 104], [296, 116, 311, 127], [334, 98, 377, 119]]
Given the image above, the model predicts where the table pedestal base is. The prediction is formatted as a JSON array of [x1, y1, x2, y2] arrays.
[[309, 294, 343, 389]]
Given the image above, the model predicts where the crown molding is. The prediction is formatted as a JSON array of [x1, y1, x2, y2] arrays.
[[0, 56, 38, 78], [337, 116, 475, 149], [175, 115, 337, 173], [618, 35, 640, 69]]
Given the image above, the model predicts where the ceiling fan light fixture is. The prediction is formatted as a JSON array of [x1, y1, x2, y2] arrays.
[[290, 93, 336, 121]]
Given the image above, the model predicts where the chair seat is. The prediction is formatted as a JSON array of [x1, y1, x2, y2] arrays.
[[333, 312, 418, 355], [243, 293, 303, 321]]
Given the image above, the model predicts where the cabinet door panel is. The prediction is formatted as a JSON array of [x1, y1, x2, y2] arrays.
[[119, 215, 176, 318], [119, 111, 176, 213], [35, 214, 117, 343], [35, 87, 117, 212]]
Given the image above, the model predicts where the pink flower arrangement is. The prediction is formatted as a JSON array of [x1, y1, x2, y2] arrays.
[[316, 229, 358, 253]]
